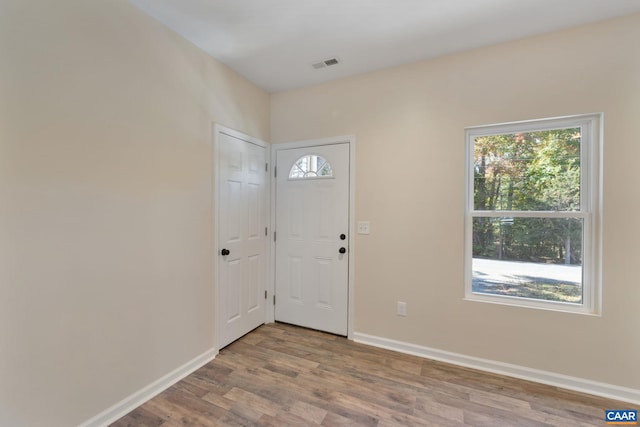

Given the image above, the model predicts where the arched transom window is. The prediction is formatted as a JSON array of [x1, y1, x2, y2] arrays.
[[289, 154, 333, 179]]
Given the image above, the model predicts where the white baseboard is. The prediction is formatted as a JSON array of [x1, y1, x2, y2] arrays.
[[78, 348, 218, 427], [353, 332, 640, 406]]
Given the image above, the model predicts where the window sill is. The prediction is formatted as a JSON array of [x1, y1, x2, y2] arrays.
[[463, 293, 600, 316]]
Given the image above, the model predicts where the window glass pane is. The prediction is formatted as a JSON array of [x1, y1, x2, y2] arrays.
[[472, 217, 583, 303], [289, 155, 333, 179], [473, 128, 581, 211]]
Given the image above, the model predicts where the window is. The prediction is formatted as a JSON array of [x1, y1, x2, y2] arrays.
[[464, 114, 601, 313], [289, 154, 333, 179]]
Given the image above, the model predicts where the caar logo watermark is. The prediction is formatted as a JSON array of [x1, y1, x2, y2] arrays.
[[605, 410, 637, 425]]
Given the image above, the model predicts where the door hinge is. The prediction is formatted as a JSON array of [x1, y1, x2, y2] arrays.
[[264, 290, 267, 299], [274, 166, 277, 178], [265, 227, 268, 236], [273, 295, 276, 305], [273, 231, 276, 242], [265, 162, 268, 172]]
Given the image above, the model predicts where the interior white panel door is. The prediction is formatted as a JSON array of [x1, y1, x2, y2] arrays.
[[218, 132, 267, 349], [275, 143, 349, 335]]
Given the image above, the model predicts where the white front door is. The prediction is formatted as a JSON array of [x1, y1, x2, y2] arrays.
[[275, 143, 350, 335], [217, 129, 267, 349]]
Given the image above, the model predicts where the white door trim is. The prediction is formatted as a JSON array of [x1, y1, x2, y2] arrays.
[[270, 135, 356, 339], [213, 124, 270, 350]]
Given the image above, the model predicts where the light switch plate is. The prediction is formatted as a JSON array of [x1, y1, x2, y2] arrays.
[[357, 221, 370, 235]]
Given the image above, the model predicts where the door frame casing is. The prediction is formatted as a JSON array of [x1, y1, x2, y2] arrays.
[[269, 135, 356, 339], [213, 124, 270, 350]]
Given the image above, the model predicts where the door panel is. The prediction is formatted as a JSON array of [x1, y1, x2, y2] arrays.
[[275, 143, 349, 335], [218, 131, 267, 349]]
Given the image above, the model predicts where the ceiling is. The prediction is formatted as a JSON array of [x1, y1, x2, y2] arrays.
[[128, 0, 640, 93]]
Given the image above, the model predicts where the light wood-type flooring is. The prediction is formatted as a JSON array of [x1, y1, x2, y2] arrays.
[[111, 323, 637, 426]]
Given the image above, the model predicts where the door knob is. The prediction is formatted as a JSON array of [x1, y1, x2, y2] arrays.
[[339, 247, 346, 254], [221, 248, 230, 256]]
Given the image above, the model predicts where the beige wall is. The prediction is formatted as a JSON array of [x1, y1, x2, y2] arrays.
[[272, 14, 640, 391], [0, 1, 269, 426]]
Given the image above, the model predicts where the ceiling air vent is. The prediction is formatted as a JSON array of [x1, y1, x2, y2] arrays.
[[312, 57, 340, 70]]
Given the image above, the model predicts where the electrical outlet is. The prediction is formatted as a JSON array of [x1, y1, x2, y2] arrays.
[[397, 301, 407, 316]]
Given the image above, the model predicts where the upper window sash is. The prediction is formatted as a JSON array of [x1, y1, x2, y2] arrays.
[[466, 115, 597, 215]]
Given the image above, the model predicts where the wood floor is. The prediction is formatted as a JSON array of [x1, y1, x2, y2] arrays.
[[111, 323, 637, 426]]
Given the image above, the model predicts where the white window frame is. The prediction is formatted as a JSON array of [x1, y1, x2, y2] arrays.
[[464, 114, 602, 314]]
